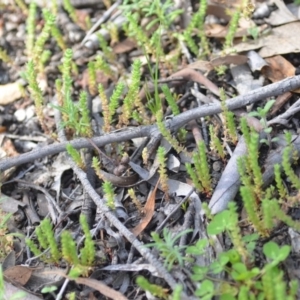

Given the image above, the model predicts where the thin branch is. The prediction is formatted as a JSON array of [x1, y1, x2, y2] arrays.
[[54, 112, 185, 298], [1, 75, 300, 172]]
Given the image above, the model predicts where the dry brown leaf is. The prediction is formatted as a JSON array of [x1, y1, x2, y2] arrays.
[[266, 0, 297, 26], [4, 266, 33, 286], [187, 55, 248, 74], [0, 82, 23, 105], [270, 92, 293, 116], [186, 60, 213, 73], [233, 22, 300, 58], [42, 270, 128, 300], [211, 55, 248, 67], [207, 4, 231, 21], [130, 180, 159, 236], [75, 277, 128, 300], [263, 55, 295, 82], [204, 23, 249, 38], [112, 38, 137, 54], [2, 139, 19, 157]]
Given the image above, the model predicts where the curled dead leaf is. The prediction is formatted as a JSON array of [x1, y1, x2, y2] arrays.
[[130, 180, 159, 236]]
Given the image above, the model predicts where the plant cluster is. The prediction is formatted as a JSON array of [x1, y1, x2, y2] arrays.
[[142, 117, 300, 299], [5, 0, 299, 299], [26, 215, 96, 278], [185, 141, 212, 195]]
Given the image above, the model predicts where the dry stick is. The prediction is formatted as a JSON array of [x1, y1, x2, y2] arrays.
[[54, 114, 186, 299], [1, 75, 300, 172], [81, 0, 122, 45]]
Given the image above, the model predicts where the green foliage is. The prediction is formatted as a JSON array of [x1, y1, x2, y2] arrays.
[[124, 14, 152, 53], [240, 185, 268, 236], [209, 125, 225, 160], [78, 91, 92, 137], [136, 276, 169, 300], [145, 198, 297, 299], [171, 285, 183, 300], [282, 132, 300, 190], [51, 23, 67, 51], [27, 217, 96, 277], [161, 84, 180, 116], [40, 50, 52, 68], [146, 228, 192, 271], [156, 109, 185, 154], [79, 214, 95, 266], [98, 83, 111, 133], [97, 32, 115, 61], [239, 120, 264, 198], [14, 0, 28, 14], [66, 144, 85, 169], [61, 231, 79, 265], [248, 99, 277, 146], [248, 25, 260, 40], [157, 146, 169, 197], [52, 49, 93, 136], [220, 88, 238, 144], [182, 0, 209, 57], [0, 47, 11, 63], [0, 207, 16, 260], [214, 65, 227, 76], [121, 0, 183, 32], [63, 0, 78, 24], [186, 141, 211, 195], [50, 0, 58, 15], [274, 164, 288, 200], [128, 188, 143, 213], [87, 61, 97, 95], [25, 1, 36, 56], [29, 218, 61, 262], [109, 82, 124, 122], [102, 181, 116, 210], [95, 55, 114, 77], [120, 59, 142, 125], [160, 85, 187, 139], [223, 10, 240, 51], [26, 60, 49, 133], [33, 9, 55, 66], [41, 285, 57, 294]]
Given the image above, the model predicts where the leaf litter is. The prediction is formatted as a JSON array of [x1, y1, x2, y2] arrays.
[[1, 0, 300, 299]]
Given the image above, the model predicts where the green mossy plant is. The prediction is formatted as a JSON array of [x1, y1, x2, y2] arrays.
[[186, 141, 212, 195], [66, 144, 85, 169], [220, 88, 238, 144], [26, 216, 96, 277], [102, 181, 116, 210], [157, 146, 169, 198], [62, 0, 78, 24], [209, 124, 226, 160], [26, 60, 49, 134], [52, 49, 93, 137]]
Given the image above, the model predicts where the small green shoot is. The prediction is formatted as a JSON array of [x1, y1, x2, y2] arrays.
[[248, 99, 277, 146], [145, 228, 192, 271]]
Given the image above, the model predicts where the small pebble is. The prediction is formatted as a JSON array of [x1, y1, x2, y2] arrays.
[[212, 161, 222, 172], [14, 109, 26, 122]]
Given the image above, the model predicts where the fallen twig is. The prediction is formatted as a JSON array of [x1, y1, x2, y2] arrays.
[[54, 111, 187, 299], [1, 75, 300, 172]]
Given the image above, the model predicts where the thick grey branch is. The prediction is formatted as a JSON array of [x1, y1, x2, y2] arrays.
[[1, 75, 300, 172]]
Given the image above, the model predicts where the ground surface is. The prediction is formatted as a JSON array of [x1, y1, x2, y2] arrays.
[[1, 1, 300, 299]]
